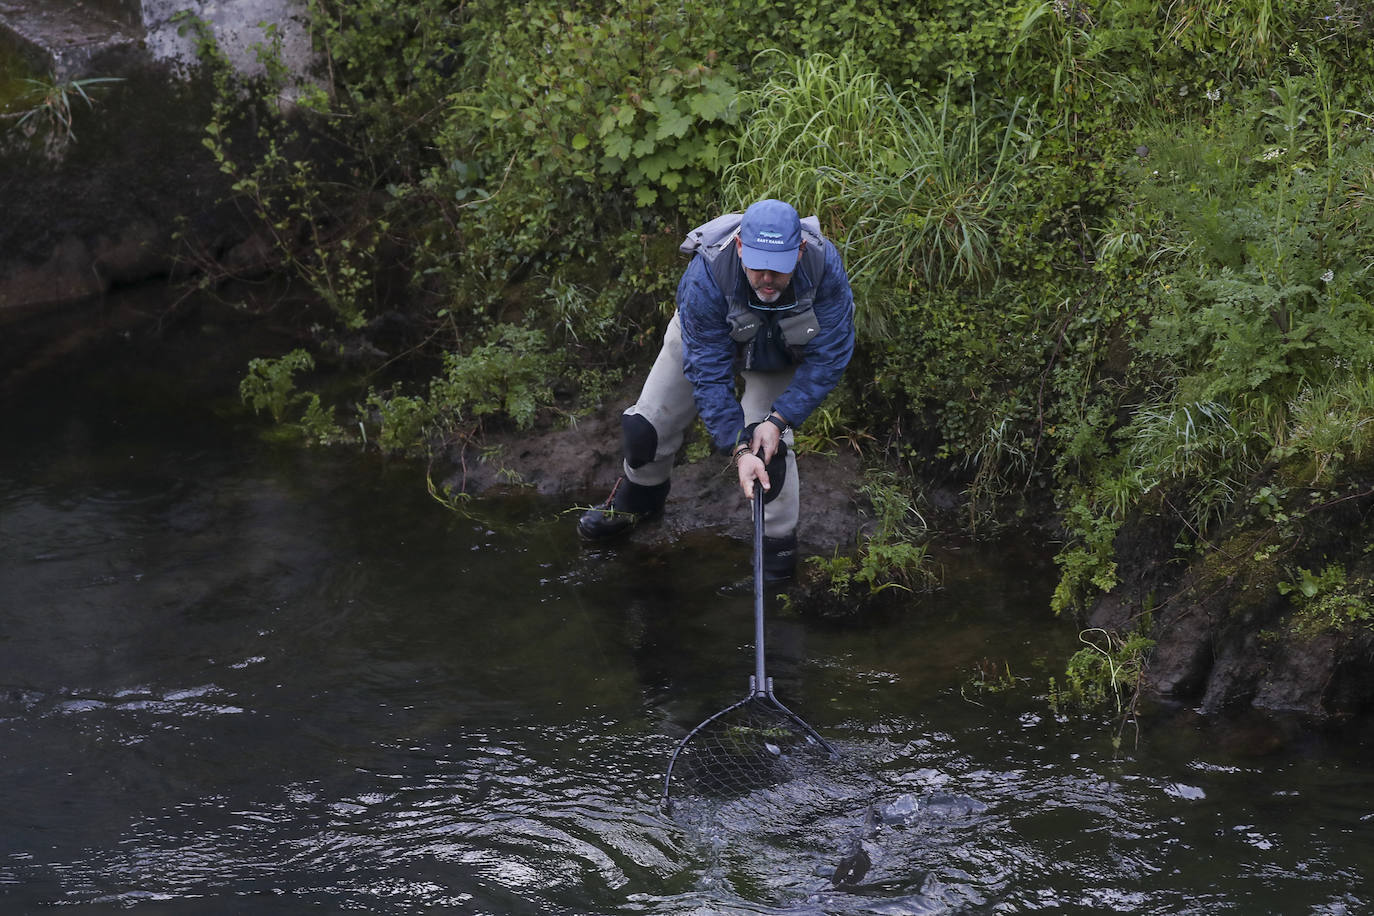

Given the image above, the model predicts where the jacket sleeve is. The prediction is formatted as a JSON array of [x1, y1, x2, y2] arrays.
[[676, 256, 748, 452], [772, 241, 856, 428]]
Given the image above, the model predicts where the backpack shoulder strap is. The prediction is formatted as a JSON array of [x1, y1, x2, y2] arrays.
[[798, 216, 826, 281]]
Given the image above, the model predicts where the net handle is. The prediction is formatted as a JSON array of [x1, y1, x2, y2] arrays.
[[752, 474, 767, 694]]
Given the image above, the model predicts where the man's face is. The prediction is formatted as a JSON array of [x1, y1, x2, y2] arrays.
[[737, 238, 804, 304]]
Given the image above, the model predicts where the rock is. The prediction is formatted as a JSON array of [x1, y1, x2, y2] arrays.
[[830, 839, 872, 888], [1096, 477, 1374, 721], [444, 377, 870, 554]]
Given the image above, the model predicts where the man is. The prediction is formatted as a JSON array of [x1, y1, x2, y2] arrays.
[[577, 199, 856, 582]]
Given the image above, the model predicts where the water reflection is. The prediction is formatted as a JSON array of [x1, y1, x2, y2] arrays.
[[1, 321, 1372, 913]]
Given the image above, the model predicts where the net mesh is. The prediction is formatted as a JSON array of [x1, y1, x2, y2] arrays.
[[663, 689, 836, 810]]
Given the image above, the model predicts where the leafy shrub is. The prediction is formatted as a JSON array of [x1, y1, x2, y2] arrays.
[[1280, 564, 1374, 631], [424, 0, 741, 313], [361, 390, 434, 457], [429, 324, 554, 431], [807, 470, 936, 599], [1051, 625, 1154, 720], [239, 349, 315, 422]]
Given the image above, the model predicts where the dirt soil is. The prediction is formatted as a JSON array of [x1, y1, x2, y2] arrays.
[[446, 386, 874, 554]]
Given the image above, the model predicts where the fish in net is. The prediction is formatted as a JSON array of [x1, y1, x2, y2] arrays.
[[661, 677, 837, 812], [661, 476, 837, 814]]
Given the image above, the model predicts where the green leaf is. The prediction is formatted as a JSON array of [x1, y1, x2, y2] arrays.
[[689, 88, 732, 121], [655, 106, 693, 140], [638, 153, 667, 180], [603, 132, 632, 160]]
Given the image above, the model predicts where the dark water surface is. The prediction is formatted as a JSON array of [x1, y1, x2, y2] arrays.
[[2, 314, 1372, 914]]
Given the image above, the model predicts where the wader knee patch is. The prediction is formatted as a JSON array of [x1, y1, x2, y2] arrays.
[[622, 412, 659, 469]]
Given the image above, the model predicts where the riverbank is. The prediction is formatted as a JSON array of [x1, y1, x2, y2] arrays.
[[455, 370, 1374, 725], [444, 377, 875, 556], [5, 273, 1372, 735], [0, 0, 311, 317]]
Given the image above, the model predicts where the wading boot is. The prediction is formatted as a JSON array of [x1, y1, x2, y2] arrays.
[[762, 533, 798, 583], [577, 477, 670, 541], [718, 533, 798, 595]]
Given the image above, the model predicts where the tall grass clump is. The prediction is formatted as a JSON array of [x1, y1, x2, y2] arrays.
[[844, 86, 1031, 297], [1278, 375, 1374, 485], [1161, 0, 1295, 75], [724, 51, 1037, 338], [721, 50, 905, 301], [3, 74, 123, 147]]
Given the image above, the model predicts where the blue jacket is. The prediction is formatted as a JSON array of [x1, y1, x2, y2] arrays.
[[676, 237, 856, 452]]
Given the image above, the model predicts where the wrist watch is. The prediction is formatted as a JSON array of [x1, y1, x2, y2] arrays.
[[765, 414, 789, 434]]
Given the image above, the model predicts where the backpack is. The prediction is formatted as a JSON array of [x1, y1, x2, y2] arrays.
[[679, 212, 826, 269]]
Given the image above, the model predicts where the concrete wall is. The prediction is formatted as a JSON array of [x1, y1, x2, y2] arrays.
[[140, 0, 314, 84], [0, 0, 315, 322], [0, 0, 313, 83]]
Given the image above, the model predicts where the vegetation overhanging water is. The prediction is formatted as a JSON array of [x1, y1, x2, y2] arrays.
[[102, 0, 1373, 724], [1, 297, 1371, 913]]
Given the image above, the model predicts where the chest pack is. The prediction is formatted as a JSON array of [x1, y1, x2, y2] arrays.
[[679, 212, 828, 364]]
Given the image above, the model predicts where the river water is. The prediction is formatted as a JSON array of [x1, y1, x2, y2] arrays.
[[2, 306, 1372, 914]]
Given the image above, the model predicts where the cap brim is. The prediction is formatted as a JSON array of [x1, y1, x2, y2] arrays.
[[739, 244, 800, 273]]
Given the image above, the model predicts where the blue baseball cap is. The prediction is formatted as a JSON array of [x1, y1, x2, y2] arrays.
[[738, 199, 802, 273]]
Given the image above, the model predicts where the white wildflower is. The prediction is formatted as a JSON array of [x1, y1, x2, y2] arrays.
[[1205, 88, 1221, 102], [1321, 269, 1334, 283], [1261, 148, 1285, 161]]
